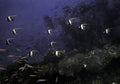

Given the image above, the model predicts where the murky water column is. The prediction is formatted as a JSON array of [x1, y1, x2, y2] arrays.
[[0, 0, 84, 65]]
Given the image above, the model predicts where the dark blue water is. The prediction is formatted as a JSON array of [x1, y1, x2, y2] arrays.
[[1, 0, 120, 66], [0, 0, 93, 65]]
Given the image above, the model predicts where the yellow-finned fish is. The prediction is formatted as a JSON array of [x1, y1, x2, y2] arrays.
[[68, 17, 80, 25], [103, 28, 111, 34], [55, 50, 61, 57], [80, 24, 88, 30], [29, 50, 38, 57], [48, 29, 52, 35], [12, 28, 23, 35], [6, 38, 15, 45], [7, 15, 16, 22], [83, 64, 87, 68], [49, 41, 56, 47]]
